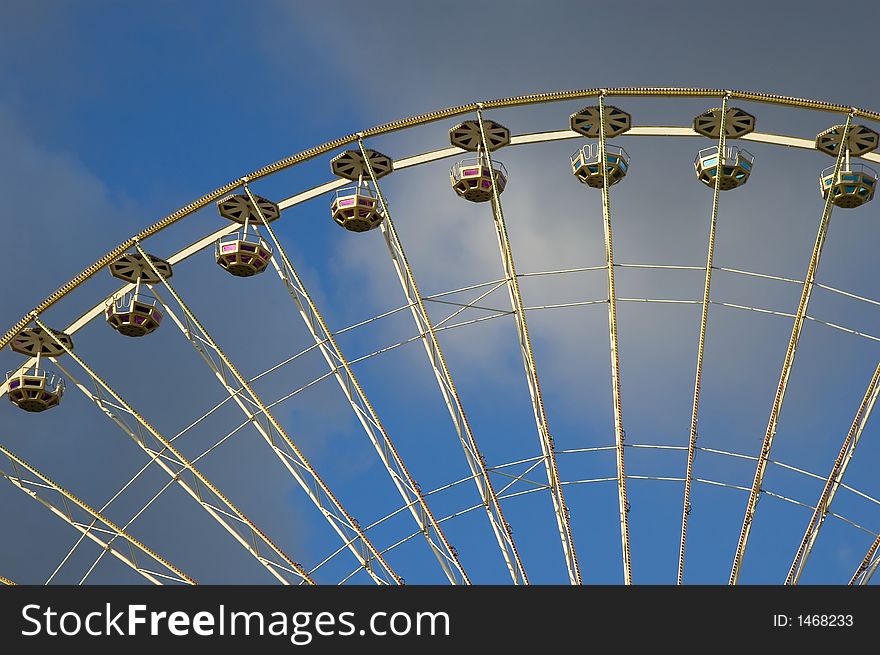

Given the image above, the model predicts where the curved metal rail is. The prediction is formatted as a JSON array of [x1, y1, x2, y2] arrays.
[[6, 86, 880, 352], [322, 442, 880, 584]]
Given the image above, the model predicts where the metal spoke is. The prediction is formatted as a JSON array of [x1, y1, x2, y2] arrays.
[[0, 445, 194, 585], [359, 137, 529, 585], [245, 185, 470, 585], [135, 243, 400, 586], [31, 316, 315, 586], [476, 106, 582, 585], [786, 362, 880, 584], [730, 114, 854, 585], [595, 94, 633, 584], [851, 534, 880, 585], [679, 94, 729, 584]]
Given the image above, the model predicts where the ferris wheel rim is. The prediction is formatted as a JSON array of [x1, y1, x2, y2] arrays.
[[4, 86, 880, 353], [6, 122, 880, 397]]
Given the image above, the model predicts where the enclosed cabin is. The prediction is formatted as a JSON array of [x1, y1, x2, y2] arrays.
[[448, 118, 510, 203], [6, 369, 64, 412], [106, 252, 172, 336], [694, 145, 754, 190], [569, 104, 632, 188], [815, 123, 879, 208], [571, 143, 630, 188], [6, 326, 72, 412], [105, 291, 163, 337], [215, 193, 278, 276], [331, 185, 385, 232], [329, 149, 392, 232], [450, 156, 508, 202], [215, 234, 273, 276], [819, 164, 878, 208]]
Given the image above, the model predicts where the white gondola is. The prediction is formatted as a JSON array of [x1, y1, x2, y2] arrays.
[[216, 232, 274, 276], [331, 184, 385, 232], [6, 368, 64, 412], [819, 163, 878, 208], [694, 145, 754, 190], [571, 143, 630, 188], [106, 290, 164, 337], [450, 156, 508, 202]]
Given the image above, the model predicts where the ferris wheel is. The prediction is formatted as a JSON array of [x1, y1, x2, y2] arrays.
[[2, 87, 879, 586]]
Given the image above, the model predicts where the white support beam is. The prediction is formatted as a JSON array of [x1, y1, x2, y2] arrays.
[[851, 534, 880, 585], [32, 316, 315, 586], [143, 275, 400, 587], [476, 106, 582, 585], [0, 445, 194, 585], [730, 114, 854, 584], [679, 95, 730, 585], [787, 362, 880, 584], [358, 138, 529, 585], [596, 96, 633, 585], [245, 186, 470, 585]]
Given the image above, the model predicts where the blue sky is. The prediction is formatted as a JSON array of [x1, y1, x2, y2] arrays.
[[1, 1, 880, 585]]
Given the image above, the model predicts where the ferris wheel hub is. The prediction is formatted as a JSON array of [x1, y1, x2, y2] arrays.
[[449, 120, 510, 152], [109, 252, 173, 284], [816, 124, 879, 157], [9, 326, 73, 358], [330, 149, 394, 181], [693, 107, 756, 139], [217, 193, 280, 225], [570, 105, 631, 138]]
